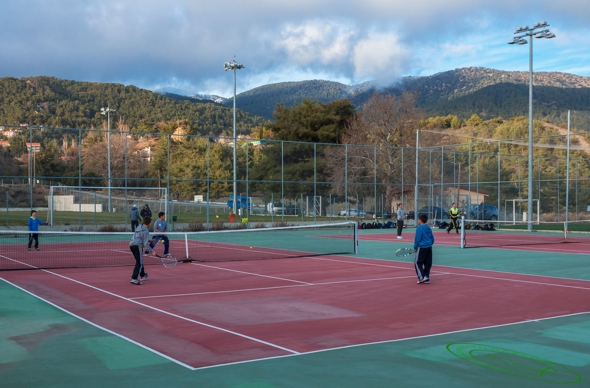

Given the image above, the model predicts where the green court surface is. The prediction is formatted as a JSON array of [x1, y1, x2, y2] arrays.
[[1, 228, 589, 387]]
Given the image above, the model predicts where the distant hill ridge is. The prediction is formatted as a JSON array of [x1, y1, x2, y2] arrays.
[[216, 67, 590, 120]]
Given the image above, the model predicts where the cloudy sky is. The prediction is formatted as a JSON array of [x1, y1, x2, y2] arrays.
[[1, 1, 589, 97]]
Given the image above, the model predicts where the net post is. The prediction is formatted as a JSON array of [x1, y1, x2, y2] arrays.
[[353, 221, 358, 254], [184, 232, 190, 260], [460, 215, 466, 249], [564, 222, 568, 241]]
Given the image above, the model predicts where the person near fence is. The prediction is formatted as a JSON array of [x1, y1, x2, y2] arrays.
[[447, 203, 460, 234], [414, 214, 435, 284], [130, 204, 140, 231], [148, 211, 170, 256], [396, 203, 405, 239], [141, 204, 152, 219], [27, 210, 48, 251], [129, 216, 153, 285]]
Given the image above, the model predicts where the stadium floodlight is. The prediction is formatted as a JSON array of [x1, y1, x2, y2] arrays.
[[223, 57, 245, 215], [100, 106, 116, 212], [508, 22, 556, 231]]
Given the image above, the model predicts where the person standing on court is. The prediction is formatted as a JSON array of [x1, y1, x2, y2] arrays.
[[140, 204, 152, 219], [414, 214, 435, 284], [148, 211, 170, 256], [130, 204, 140, 232], [129, 216, 153, 285], [447, 202, 460, 234], [27, 210, 48, 251], [396, 203, 405, 239]]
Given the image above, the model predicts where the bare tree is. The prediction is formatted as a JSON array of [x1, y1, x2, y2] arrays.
[[325, 92, 422, 211], [82, 124, 148, 186]]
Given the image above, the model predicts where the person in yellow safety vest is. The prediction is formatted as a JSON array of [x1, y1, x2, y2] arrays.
[[447, 203, 460, 234]]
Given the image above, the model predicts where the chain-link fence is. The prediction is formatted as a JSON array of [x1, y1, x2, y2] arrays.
[[1, 117, 590, 230]]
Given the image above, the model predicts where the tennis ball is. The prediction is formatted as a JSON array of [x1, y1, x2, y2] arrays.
[[250, 246, 252, 249], [216, 215, 219, 218]]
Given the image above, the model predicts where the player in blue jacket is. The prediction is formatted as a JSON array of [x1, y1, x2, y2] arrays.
[[28, 210, 48, 251], [414, 214, 435, 284], [148, 212, 170, 256]]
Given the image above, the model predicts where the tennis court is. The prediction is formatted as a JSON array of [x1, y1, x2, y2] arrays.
[[1, 224, 589, 386]]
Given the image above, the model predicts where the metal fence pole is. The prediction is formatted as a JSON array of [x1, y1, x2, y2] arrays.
[[78, 127, 82, 229], [281, 141, 284, 222], [565, 110, 571, 229], [414, 131, 419, 225]]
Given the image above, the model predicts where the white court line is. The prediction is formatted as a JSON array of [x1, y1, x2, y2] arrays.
[[189, 262, 313, 285], [0, 263, 299, 358], [0, 277, 194, 370], [310, 255, 590, 285], [442, 271, 590, 291], [186, 241, 323, 260], [130, 274, 422, 300], [3, 257, 589, 371]]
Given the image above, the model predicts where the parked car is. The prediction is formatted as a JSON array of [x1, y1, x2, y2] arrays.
[[469, 204, 498, 221], [268, 203, 299, 215], [416, 206, 449, 220], [339, 208, 368, 217], [285, 204, 299, 215]]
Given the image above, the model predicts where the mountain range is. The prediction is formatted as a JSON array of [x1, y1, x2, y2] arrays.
[[158, 67, 590, 122], [1, 67, 589, 135]]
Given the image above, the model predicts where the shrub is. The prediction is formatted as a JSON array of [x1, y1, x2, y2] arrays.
[[186, 221, 205, 231], [99, 225, 125, 232], [272, 221, 292, 228], [210, 221, 225, 231]]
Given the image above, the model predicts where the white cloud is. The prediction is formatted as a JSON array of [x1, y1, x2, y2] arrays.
[[0, 0, 589, 96], [352, 31, 413, 85], [272, 20, 357, 66]]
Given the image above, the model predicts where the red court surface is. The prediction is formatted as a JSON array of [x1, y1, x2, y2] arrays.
[[3, 254, 590, 370], [360, 231, 590, 254]]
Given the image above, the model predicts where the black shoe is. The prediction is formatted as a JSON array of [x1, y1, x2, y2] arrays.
[[28, 247, 31, 251], [35, 247, 40, 251], [456, 231, 459, 234], [447, 231, 450, 234]]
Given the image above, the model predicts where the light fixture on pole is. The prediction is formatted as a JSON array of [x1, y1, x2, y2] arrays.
[[100, 106, 116, 212], [223, 57, 245, 215], [508, 21, 555, 231]]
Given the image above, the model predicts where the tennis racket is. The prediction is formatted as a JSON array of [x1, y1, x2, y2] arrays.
[[153, 253, 177, 269], [395, 247, 415, 257]]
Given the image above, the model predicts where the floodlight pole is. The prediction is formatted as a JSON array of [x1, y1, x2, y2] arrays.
[[508, 22, 555, 231], [101, 106, 115, 212], [224, 58, 245, 215]]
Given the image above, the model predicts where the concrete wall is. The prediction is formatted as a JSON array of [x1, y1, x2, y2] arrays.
[[49, 195, 103, 212]]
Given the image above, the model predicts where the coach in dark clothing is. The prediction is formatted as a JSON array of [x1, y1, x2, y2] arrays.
[[130, 204, 140, 231], [140, 204, 152, 219]]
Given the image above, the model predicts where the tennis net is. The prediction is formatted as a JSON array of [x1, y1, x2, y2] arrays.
[[457, 219, 590, 249], [0, 222, 357, 271]]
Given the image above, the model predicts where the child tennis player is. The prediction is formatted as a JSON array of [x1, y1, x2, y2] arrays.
[[28, 210, 48, 251], [129, 216, 153, 285], [414, 214, 435, 284], [148, 212, 170, 256]]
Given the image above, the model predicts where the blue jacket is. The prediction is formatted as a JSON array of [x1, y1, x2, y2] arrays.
[[28, 217, 47, 231], [130, 207, 140, 221], [414, 224, 434, 250]]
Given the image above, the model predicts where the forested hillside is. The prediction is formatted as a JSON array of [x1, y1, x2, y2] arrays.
[[222, 68, 590, 122], [223, 80, 370, 119], [0, 76, 267, 136], [425, 83, 590, 122]]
